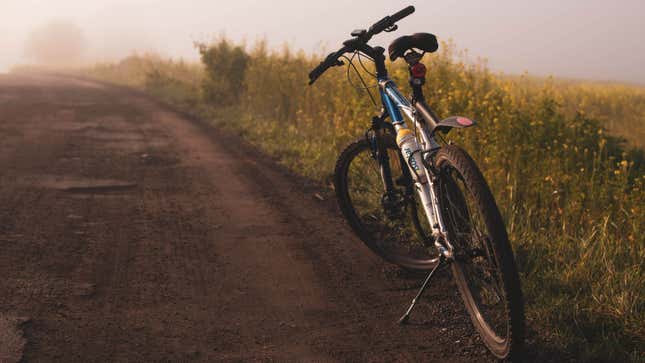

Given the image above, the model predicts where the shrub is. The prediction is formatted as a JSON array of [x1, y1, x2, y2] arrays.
[[197, 40, 249, 106]]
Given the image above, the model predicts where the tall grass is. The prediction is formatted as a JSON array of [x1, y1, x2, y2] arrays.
[[88, 53, 203, 109], [81, 39, 644, 362]]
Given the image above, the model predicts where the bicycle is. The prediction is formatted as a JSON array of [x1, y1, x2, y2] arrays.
[[308, 6, 525, 360]]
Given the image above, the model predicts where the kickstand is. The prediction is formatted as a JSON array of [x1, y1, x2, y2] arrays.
[[398, 255, 446, 324]]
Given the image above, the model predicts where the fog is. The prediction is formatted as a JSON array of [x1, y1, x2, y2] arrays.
[[1, 0, 644, 83]]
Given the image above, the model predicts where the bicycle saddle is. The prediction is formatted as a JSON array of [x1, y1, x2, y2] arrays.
[[388, 33, 438, 61]]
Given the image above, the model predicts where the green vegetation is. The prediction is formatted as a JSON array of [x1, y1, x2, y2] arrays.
[[81, 39, 644, 362]]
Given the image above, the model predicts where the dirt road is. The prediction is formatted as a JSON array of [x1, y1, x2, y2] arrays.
[[0, 74, 493, 362]]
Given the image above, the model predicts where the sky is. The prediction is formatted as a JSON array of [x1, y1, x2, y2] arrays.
[[1, 0, 644, 83]]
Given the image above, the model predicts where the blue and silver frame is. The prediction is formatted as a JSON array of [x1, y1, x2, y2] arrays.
[[378, 79, 412, 125], [378, 78, 439, 152]]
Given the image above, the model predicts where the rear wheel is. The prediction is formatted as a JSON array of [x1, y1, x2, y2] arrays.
[[436, 145, 525, 360], [334, 134, 438, 270]]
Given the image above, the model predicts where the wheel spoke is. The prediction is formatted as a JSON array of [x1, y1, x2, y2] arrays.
[[344, 139, 434, 263]]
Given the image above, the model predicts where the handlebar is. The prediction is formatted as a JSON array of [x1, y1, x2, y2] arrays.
[[308, 5, 415, 85]]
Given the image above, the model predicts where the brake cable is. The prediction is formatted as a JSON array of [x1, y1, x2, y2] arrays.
[[357, 52, 377, 78], [341, 51, 378, 107]]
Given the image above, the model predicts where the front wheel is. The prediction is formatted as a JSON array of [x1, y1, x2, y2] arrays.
[[435, 145, 525, 360], [334, 134, 438, 271]]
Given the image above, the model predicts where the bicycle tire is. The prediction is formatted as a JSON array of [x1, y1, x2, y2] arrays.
[[334, 135, 438, 270], [435, 145, 525, 360]]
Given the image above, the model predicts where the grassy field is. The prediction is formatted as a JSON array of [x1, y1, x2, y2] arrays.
[[80, 39, 644, 362]]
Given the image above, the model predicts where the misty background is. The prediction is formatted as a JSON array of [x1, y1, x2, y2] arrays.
[[1, 0, 643, 84]]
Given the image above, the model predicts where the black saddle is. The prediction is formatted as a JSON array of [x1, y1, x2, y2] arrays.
[[388, 33, 438, 61]]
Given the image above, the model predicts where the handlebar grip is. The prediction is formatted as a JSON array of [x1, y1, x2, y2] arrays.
[[308, 49, 346, 85], [391, 5, 415, 22], [368, 6, 415, 37], [308, 63, 326, 85]]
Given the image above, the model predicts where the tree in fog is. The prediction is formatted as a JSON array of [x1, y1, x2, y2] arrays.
[[24, 21, 86, 67]]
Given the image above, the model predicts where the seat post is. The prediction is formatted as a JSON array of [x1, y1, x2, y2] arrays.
[[410, 78, 425, 103]]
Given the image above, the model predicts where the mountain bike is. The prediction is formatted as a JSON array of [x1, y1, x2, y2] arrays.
[[308, 6, 525, 360]]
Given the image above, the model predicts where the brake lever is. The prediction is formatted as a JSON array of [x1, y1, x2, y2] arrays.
[[384, 24, 398, 33]]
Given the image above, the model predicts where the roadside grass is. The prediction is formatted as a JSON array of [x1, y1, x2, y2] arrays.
[[77, 39, 644, 362]]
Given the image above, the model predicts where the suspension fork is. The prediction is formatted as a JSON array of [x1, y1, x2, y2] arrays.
[[368, 114, 396, 194], [368, 113, 414, 193]]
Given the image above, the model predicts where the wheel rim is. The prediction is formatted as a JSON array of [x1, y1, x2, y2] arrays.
[[439, 166, 509, 346], [345, 142, 437, 266]]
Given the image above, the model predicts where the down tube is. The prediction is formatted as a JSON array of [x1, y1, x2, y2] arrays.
[[380, 84, 444, 241]]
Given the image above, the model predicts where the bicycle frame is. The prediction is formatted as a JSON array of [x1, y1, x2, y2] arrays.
[[309, 11, 525, 351], [309, 28, 466, 259], [376, 77, 454, 257]]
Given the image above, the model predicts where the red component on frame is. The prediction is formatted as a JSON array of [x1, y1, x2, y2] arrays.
[[456, 117, 474, 126], [410, 62, 427, 78]]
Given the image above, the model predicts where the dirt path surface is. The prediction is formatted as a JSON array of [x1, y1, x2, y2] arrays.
[[0, 74, 495, 362]]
